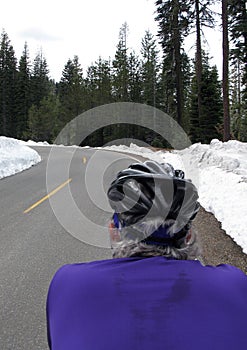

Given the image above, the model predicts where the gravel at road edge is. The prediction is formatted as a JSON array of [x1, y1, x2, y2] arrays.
[[194, 207, 247, 274]]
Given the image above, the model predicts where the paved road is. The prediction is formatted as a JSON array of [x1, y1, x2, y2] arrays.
[[0, 146, 140, 350], [2, 146, 246, 350]]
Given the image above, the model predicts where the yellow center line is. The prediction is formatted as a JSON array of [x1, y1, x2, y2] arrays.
[[82, 156, 87, 164], [23, 178, 72, 214]]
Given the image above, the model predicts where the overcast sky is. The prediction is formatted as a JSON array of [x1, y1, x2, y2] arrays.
[[1, 0, 222, 82]]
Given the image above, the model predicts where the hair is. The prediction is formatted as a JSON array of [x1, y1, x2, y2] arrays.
[[111, 225, 201, 261]]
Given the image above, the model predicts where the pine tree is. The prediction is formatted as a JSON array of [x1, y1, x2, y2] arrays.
[[85, 57, 112, 108], [27, 95, 60, 142], [112, 23, 129, 101], [58, 55, 85, 126], [30, 50, 51, 108], [187, 0, 217, 137], [111, 23, 133, 142], [201, 64, 223, 142], [15, 42, 31, 139], [140, 30, 171, 146], [83, 57, 113, 146], [0, 30, 17, 137], [140, 30, 160, 107], [189, 53, 223, 143], [155, 0, 190, 126], [128, 51, 142, 102]]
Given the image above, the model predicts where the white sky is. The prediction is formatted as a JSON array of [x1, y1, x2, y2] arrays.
[[1, 0, 222, 82]]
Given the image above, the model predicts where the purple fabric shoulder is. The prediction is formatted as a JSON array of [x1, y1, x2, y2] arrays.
[[47, 257, 247, 350]]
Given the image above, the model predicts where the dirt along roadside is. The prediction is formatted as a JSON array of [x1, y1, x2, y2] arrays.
[[194, 207, 247, 274]]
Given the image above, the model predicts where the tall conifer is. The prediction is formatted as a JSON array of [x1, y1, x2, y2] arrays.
[[189, 53, 223, 143], [58, 55, 85, 125], [27, 95, 60, 142], [85, 57, 112, 108], [141, 31, 160, 107], [84, 57, 112, 146], [16, 42, 31, 138], [30, 50, 51, 108], [128, 52, 142, 103], [0, 30, 17, 136], [112, 23, 129, 101], [155, 0, 190, 126]]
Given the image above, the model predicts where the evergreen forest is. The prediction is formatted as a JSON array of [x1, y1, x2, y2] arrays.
[[0, 0, 246, 147]]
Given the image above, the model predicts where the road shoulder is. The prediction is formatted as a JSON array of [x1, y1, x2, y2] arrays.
[[194, 207, 247, 274]]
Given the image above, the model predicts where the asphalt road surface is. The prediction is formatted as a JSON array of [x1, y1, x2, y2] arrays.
[[2, 146, 246, 350], [0, 146, 141, 350]]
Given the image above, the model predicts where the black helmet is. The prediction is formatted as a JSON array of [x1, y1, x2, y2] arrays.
[[107, 160, 199, 244]]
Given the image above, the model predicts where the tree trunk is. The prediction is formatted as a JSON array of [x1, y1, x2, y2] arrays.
[[173, 0, 184, 126], [195, 0, 203, 138], [222, 0, 230, 141]]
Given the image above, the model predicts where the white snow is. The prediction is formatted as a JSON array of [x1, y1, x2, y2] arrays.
[[1, 136, 246, 254], [19, 139, 51, 147], [0, 136, 41, 179]]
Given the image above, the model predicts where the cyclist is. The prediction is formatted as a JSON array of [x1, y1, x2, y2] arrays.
[[47, 160, 247, 350]]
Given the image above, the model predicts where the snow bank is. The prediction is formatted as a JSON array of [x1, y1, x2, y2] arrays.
[[177, 139, 247, 253], [0, 136, 41, 179]]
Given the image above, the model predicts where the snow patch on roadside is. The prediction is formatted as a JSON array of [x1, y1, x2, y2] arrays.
[[0, 136, 41, 179]]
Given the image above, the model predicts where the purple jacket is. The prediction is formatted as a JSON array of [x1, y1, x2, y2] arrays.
[[47, 257, 247, 349]]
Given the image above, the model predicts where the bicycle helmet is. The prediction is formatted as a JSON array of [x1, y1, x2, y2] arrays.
[[107, 160, 199, 246]]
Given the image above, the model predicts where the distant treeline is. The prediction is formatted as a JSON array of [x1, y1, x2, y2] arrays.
[[0, 0, 246, 146]]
